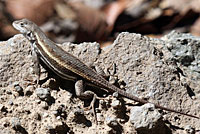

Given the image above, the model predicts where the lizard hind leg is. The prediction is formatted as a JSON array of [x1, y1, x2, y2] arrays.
[[75, 80, 105, 124]]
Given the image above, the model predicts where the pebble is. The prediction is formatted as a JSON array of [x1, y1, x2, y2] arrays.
[[56, 116, 61, 120], [111, 99, 121, 108], [109, 76, 116, 84], [11, 117, 21, 129], [24, 85, 34, 96], [105, 117, 118, 127], [96, 113, 104, 122], [74, 108, 84, 116], [6, 89, 12, 95], [35, 88, 50, 100], [13, 82, 22, 91], [52, 110, 58, 115], [130, 103, 163, 133], [112, 92, 119, 98], [184, 125, 195, 134], [8, 100, 13, 105]]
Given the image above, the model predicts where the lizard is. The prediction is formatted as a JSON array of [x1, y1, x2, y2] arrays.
[[12, 18, 199, 120]]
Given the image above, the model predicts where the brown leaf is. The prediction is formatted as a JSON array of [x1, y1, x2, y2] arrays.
[[55, 1, 76, 19], [101, 0, 130, 29], [68, 2, 109, 42], [6, 0, 55, 25]]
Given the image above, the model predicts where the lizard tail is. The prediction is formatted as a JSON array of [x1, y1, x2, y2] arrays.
[[116, 88, 200, 119]]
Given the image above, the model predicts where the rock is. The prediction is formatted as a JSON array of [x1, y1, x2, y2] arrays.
[[111, 99, 121, 109], [24, 85, 34, 96], [130, 103, 167, 134], [13, 82, 23, 96], [184, 125, 195, 134], [35, 88, 50, 100], [11, 117, 21, 129], [105, 117, 119, 127], [74, 108, 84, 116]]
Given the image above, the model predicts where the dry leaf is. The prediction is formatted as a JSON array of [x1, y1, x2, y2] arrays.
[[55, 1, 76, 19], [6, 0, 55, 25], [101, 0, 130, 28], [68, 2, 109, 42]]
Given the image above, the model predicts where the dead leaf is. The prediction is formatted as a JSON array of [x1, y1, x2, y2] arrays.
[[68, 1, 109, 42], [6, 0, 55, 25], [55, 1, 76, 20], [101, 0, 130, 30]]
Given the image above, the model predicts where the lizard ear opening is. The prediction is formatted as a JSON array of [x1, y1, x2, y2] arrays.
[[27, 32, 31, 37], [26, 32, 35, 41]]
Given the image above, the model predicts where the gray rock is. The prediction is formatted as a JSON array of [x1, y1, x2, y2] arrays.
[[13, 82, 23, 95], [35, 88, 50, 100], [111, 99, 121, 108], [105, 116, 119, 127], [11, 117, 21, 129], [184, 125, 195, 134], [161, 30, 200, 69], [74, 108, 84, 116], [130, 103, 166, 134], [161, 30, 200, 98]]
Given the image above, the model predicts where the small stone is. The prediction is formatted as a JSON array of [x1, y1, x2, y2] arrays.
[[118, 118, 126, 123], [96, 113, 104, 122], [13, 81, 20, 87], [35, 88, 50, 100], [99, 100, 104, 104], [111, 99, 121, 108], [43, 113, 48, 118], [24, 85, 34, 96], [41, 101, 48, 110], [74, 108, 84, 116], [120, 84, 125, 89], [105, 117, 119, 127], [130, 103, 164, 134], [6, 89, 12, 95], [11, 117, 21, 129], [8, 100, 13, 105], [13, 82, 23, 95], [112, 92, 119, 98], [14, 85, 23, 93], [95, 108, 101, 113], [56, 116, 61, 120], [33, 113, 41, 120], [184, 125, 195, 134], [35, 99, 41, 103], [109, 76, 116, 84], [52, 110, 58, 115]]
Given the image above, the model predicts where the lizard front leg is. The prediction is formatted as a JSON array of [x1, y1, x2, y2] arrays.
[[31, 50, 40, 87]]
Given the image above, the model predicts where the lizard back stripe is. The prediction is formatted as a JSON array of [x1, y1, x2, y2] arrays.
[[35, 33, 93, 81]]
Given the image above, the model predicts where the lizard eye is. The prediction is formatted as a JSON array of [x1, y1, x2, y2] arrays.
[[20, 23, 24, 26]]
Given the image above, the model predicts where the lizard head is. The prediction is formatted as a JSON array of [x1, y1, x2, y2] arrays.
[[12, 18, 36, 34]]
